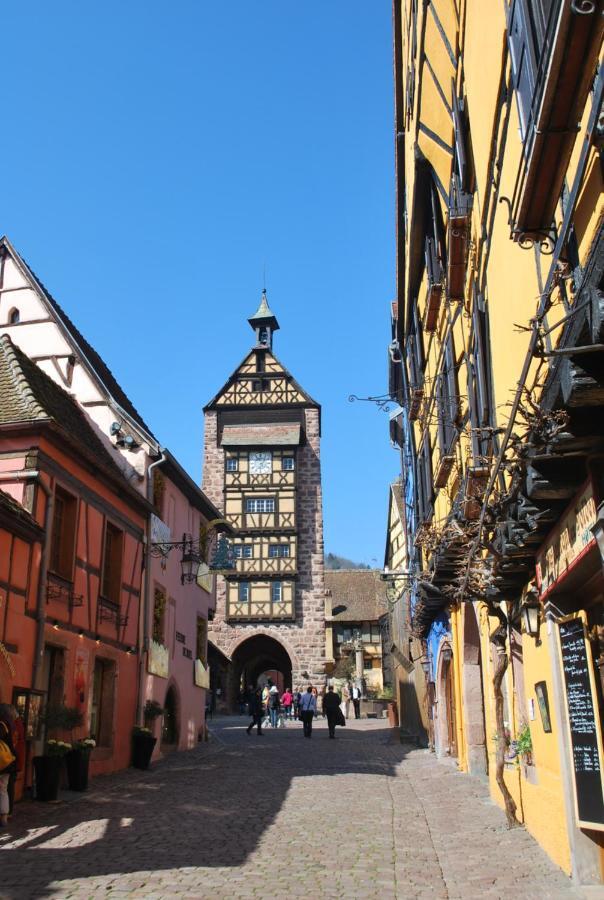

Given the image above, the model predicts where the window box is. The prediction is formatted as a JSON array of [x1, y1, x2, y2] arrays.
[[409, 387, 424, 421], [434, 455, 456, 489], [462, 464, 490, 520], [424, 236, 443, 332], [507, 0, 603, 241]]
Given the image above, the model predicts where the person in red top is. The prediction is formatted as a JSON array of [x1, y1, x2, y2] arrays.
[[281, 688, 293, 720], [8, 706, 25, 816]]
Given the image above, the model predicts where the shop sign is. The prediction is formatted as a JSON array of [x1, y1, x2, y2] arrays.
[[536, 481, 597, 598], [194, 659, 210, 689], [148, 639, 169, 678], [150, 515, 171, 556]]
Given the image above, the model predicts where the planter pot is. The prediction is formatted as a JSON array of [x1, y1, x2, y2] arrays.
[[131, 733, 157, 770], [65, 748, 91, 791], [33, 755, 63, 802]]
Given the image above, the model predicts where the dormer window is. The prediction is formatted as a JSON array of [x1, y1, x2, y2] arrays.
[[8, 308, 19, 324]]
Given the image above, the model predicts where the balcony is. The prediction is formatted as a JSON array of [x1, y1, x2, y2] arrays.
[[507, 0, 604, 242]]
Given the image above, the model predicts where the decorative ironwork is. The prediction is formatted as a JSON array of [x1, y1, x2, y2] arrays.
[[98, 595, 128, 627], [46, 578, 84, 608], [571, 0, 595, 13], [498, 196, 556, 254], [348, 393, 398, 413], [149, 520, 235, 583]]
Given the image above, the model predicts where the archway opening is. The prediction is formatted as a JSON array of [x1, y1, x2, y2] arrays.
[[230, 635, 293, 709], [162, 686, 179, 746]]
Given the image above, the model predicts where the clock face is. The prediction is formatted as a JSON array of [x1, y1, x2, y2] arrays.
[[249, 451, 272, 475]]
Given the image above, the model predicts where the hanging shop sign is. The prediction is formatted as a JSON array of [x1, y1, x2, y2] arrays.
[[148, 639, 169, 678], [557, 613, 604, 830], [194, 659, 210, 689], [535, 481, 597, 598]]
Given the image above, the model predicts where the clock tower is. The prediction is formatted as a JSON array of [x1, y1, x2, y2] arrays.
[[202, 292, 326, 706]]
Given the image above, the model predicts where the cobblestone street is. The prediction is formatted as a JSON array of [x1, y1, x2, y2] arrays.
[[0, 718, 586, 900]]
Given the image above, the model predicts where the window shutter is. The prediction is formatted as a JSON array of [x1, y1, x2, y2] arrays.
[[452, 90, 468, 191], [473, 292, 491, 428], [507, 0, 537, 141], [445, 332, 459, 438]]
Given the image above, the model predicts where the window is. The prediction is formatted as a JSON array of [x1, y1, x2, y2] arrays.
[[90, 658, 115, 746], [8, 308, 19, 324], [282, 457, 294, 471], [364, 658, 374, 671], [245, 498, 275, 514], [226, 458, 238, 472], [49, 487, 78, 579], [416, 436, 434, 523], [436, 332, 459, 456], [238, 582, 250, 602], [196, 616, 208, 665], [468, 289, 494, 460], [233, 545, 253, 558], [271, 581, 282, 603], [507, 0, 551, 141], [268, 544, 290, 558], [152, 588, 166, 644], [251, 379, 271, 392], [101, 522, 123, 603]]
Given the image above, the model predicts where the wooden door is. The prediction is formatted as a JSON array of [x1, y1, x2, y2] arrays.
[[445, 658, 458, 758]]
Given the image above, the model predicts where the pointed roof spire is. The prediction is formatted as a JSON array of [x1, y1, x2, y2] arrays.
[[248, 289, 280, 334]]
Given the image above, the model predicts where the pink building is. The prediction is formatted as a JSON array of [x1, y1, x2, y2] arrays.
[[0, 236, 229, 774]]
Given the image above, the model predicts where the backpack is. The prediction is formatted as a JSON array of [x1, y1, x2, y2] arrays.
[[269, 692, 280, 709]]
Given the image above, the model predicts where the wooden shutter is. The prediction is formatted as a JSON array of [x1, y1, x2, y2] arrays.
[[473, 292, 491, 428], [445, 332, 459, 438], [507, 0, 538, 141], [452, 90, 468, 191]]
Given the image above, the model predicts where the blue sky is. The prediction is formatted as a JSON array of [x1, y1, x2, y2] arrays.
[[2, 1, 398, 565]]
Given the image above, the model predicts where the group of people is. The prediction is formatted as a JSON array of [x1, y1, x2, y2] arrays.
[[0, 704, 25, 830], [244, 680, 362, 739]]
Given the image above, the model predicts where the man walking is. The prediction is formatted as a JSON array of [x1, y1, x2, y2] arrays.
[[299, 685, 316, 738], [323, 685, 342, 739], [352, 683, 362, 720], [246, 687, 263, 736]]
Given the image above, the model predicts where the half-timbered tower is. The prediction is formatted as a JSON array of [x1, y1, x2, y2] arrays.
[[202, 292, 326, 704]]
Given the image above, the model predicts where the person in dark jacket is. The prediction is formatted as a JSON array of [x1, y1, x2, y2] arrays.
[[0, 704, 16, 828], [323, 685, 343, 739], [246, 687, 264, 736]]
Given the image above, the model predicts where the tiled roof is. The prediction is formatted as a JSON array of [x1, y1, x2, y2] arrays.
[[390, 481, 405, 523], [0, 488, 40, 531], [325, 569, 388, 622], [220, 423, 301, 446], [4, 239, 155, 440], [0, 334, 127, 480]]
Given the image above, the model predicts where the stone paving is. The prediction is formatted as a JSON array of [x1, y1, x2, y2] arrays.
[[0, 716, 588, 900]]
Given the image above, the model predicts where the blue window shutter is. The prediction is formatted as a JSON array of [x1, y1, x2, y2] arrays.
[[507, 0, 537, 141]]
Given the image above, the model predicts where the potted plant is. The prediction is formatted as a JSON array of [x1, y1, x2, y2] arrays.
[[516, 723, 533, 767], [131, 700, 163, 770], [65, 737, 96, 791], [34, 739, 72, 801], [34, 704, 83, 802]]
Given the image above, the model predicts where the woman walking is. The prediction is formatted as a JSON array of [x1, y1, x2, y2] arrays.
[[299, 685, 317, 738]]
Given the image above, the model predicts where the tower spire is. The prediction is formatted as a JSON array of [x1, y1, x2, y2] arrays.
[[248, 289, 280, 350]]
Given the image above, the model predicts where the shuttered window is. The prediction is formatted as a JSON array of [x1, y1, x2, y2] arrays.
[[437, 332, 460, 455], [468, 291, 494, 459], [507, 0, 558, 142], [416, 435, 434, 523]]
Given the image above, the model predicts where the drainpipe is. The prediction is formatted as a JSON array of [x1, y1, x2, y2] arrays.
[[0, 469, 53, 691], [136, 451, 166, 725]]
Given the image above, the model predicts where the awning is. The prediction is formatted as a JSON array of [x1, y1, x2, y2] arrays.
[[220, 423, 301, 447]]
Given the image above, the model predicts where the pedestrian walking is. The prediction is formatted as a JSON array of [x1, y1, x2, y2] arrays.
[[281, 688, 293, 720], [323, 685, 344, 739], [340, 681, 351, 719], [246, 687, 264, 736], [0, 704, 16, 829], [294, 689, 302, 720], [299, 685, 317, 738], [268, 685, 280, 728], [352, 684, 362, 720]]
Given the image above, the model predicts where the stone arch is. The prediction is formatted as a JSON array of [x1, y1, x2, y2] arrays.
[[435, 639, 457, 758], [462, 603, 488, 776], [228, 632, 297, 710], [227, 628, 302, 674]]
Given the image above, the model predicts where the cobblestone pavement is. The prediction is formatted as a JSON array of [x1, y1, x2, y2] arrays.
[[0, 716, 589, 900]]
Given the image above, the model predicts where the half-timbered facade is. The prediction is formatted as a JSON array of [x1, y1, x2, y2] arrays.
[[202, 293, 326, 704]]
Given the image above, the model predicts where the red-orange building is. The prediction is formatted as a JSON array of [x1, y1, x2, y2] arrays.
[[0, 334, 151, 791]]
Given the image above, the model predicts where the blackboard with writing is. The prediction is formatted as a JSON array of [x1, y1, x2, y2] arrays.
[[559, 617, 604, 828]]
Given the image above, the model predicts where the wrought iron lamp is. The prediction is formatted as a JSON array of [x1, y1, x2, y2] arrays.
[[149, 520, 235, 585], [521, 589, 541, 641]]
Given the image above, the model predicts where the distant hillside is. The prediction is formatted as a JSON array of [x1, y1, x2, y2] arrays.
[[325, 553, 370, 571]]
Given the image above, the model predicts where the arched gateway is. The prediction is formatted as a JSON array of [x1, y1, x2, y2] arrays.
[[202, 293, 326, 710]]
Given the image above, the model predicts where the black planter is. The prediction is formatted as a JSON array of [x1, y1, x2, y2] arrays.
[[131, 733, 157, 770], [33, 755, 63, 802], [65, 748, 91, 791]]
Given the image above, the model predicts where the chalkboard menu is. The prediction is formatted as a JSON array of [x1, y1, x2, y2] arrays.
[[558, 616, 604, 829]]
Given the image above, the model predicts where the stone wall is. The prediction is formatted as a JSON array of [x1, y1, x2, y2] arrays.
[[202, 405, 326, 694]]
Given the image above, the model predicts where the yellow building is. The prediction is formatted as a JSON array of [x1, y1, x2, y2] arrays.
[[391, 0, 604, 885]]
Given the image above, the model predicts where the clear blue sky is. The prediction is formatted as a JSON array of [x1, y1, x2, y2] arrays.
[[2, 1, 398, 566]]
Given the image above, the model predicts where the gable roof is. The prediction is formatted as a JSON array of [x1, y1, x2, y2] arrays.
[[384, 481, 406, 568], [0, 488, 44, 541], [0, 236, 156, 443], [0, 334, 142, 495], [203, 347, 320, 412], [325, 569, 388, 622]]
